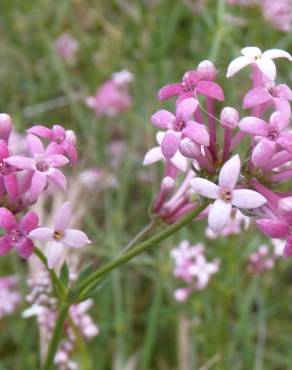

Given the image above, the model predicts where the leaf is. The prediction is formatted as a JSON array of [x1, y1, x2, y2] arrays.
[[60, 262, 69, 288]]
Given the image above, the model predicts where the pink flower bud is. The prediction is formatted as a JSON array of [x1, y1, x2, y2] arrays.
[[220, 107, 239, 129], [179, 138, 200, 158], [161, 176, 175, 192], [0, 114, 12, 142], [197, 60, 217, 80], [279, 196, 292, 220]]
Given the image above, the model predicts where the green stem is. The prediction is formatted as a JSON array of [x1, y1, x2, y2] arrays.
[[34, 247, 65, 299], [76, 202, 207, 301], [42, 303, 70, 370]]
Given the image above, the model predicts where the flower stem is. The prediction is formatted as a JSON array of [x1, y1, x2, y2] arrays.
[[75, 201, 208, 301], [41, 303, 70, 370]]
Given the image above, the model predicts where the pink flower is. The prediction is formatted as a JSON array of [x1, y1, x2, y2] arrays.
[[54, 33, 79, 63], [5, 134, 69, 198], [0, 139, 19, 203], [262, 0, 292, 33], [27, 125, 77, 164], [0, 113, 12, 142], [247, 244, 276, 274], [29, 202, 91, 268], [226, 46, 292, 80], [151, 98, 210, 159], [0, 275, 20, 318], [239, 111, 292, 167], [189, 155, 267, 232], [158, 65, 224, 103], [0, 208, 38, 258]]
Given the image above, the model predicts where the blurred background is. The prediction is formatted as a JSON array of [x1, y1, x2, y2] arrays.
[[1, 0, 292, 369]]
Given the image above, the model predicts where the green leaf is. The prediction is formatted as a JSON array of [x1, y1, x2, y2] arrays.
[[60, 262, 69, 288]]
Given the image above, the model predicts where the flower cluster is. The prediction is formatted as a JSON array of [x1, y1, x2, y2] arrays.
[[247, 241, 283, 274], [171, 240, 220, 301], [0, 114, 90, 263], [0, 275, 21, 318], [144, 46, 292, 257], [86, 70, 133, 117], [55, 33, 79, 63], [24, 273, 99, 370]]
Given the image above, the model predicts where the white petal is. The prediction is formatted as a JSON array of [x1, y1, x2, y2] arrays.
[[262, 49, 292, 61], [189, 178, 219, 199], [171, 151, 188, 172], [143, 147, 163, 165], [241, 47, 262, 58], [218, 155, 241, 190], [208, 199, 232, 233], [226, 56, 252, 78], [156, 131, 165, 145], [63, 229, 91, 248], [232, 189, 267, 209], [29, 227, 54, 242], [45, 241, 64, 269], [256, 58, 276, 81]]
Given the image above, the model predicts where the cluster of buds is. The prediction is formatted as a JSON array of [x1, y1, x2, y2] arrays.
[[86, 70, 133, 117], [171, 240, 220, 301], [144, 46, 292, 257], [0, 275, 21, 318], [23, 273, 99, 370], [0, 114, 90, 265]]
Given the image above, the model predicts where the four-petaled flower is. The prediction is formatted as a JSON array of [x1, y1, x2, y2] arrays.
[[189, 155, 267, 232], [29, 202, 91, 268], [226, 46, 292, 81]]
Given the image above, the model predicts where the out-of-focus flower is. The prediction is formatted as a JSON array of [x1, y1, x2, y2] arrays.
[[54, 33, 79, 63], [247, 243, 282, 274], [86, 70, 133, 117], [171, 240, 220, 301], [29, 202, 91, 268], [0, 276, 21, 318]]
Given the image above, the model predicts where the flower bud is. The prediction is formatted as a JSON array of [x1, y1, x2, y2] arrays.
[[161, 176, 175, 192], [179, 138, 200, 159], [220, 107, 239, 129], [279, 197, 292, 220], [197, 60, 217, 80], [0, 114, 12, 142]]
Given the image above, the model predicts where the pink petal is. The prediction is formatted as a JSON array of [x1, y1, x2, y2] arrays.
[[284, 237, 292, 258], [239, 117, 267, 136], [161, 131, 180, 159], [256, 219, 289, 238], [46, 154, 69, 167], [218, 154, 241, 190], [183, 70, 201, 86], [0, 114, 12, 142], [143, 147, 163, 165], [275, 84, 292, 100], [189, 178, 219, 199], [47, 168, 67, 191], [243, 87, 271, 109], [176, 98, 198, 121], [232, 189, 267, 209], [151, 110, 175, 130], [31, 171, 47, 198], [262, 49, 292, 61], [15, 238, 34, 259], [27, 134, 45, 156], [277, 132, 292, 153], [46, 241, 64, 269], [171, 151, 188, 172], [4, 173, 19, 203], [183, 121, 210, 146], [256, 58, 276, 81], [63, 229, 91, 248], [269, 111, 289, 131], [46, 142, 63, 155], [27, 125, 53, 140], [0, 140, 9, 160], [274, 97, 291, 120], [63, 143, 78, 164], [52, 125, 66, 141], [0, 235, 13, 256], [208, 199, 232, 233], [196, 81, 224, 101], [54, 201, 72, 231], [29, 227, 54, 242], [252, 139, 276, 167], [158, 83, 182, 101], [20, 212, 39, 233], [226, 56, 251, 78], [0, 207, 16, 232], [5, 156, 35, 170]]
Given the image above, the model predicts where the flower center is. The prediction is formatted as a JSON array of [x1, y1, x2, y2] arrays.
[[173, 118, 186, 131], [0, 161, 13, 176], [53, 231, 64, 241], [182, 81, 196, 93], [36, 160, 49, 172], [219, 189, 232, 202], [267, 130, 278, 140]]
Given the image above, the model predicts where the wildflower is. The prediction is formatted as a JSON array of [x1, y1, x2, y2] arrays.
[[0, 276, 20, 318], [0, 208, 39, 258], [189, 155, 266, 232], [226, 46, 292, 80], [54, 33, 79, 63], [247, 244, 276, 274], [29, 202, 91, 268]]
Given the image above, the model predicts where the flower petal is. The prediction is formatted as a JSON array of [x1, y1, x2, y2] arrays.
[[208, 199, 232, 233], [176, 98, 198, 121], [46, 240, 64, 269], [54, 201, 72, 231], [143, 147, 163, 165], [232, 189, 267, 209], [5, 156, 35, 170], [196, 81, 224, 101], [158, 83, 182, 101], [0, 235, 13, 256], [218, 154, 241, 190], [27, 134, 45, 156], [29, 227, 54, 242], [278, 132, 292, 152], [0, 207, 16, 232], [46, 154, 69, 167], [241, 47, 261, 58], [189, 178, 219, 199], [47, 168, 67, 191], [239, 117, 268, 136], [27, 125, 53, 140], [275, 84, 292, 100], [4, 173, 19, 203], [151, 110, 175, 130], [171, 151, 188, 172], [161, 131, 180, 159], [256, 58, 276, 81], [243, 87, 272, 109], [252, 139, 276, 167], [31, 171, 47, 198], [183, 121, 210, 146], [63, 229, 91, 248], [274, 97, 291, 120], [262, 49, 292, 61], [226, 56, 252, 78], [20, 211, 39, 233], [15, 238, 34, 259], [256, 219, 289, 238]]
